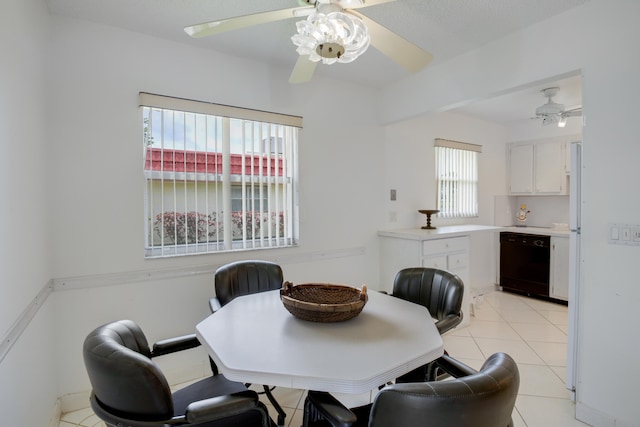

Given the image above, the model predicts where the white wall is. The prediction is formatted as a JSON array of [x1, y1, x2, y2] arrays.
[[379, 0, 640, 424], [47, 14, 389, 400], [380, 111, 508, 290], [5, 1, 639, 425], [381, 111, 508, 229], [0, 0, 58, 426]]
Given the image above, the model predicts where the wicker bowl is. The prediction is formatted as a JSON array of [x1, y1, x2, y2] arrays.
[[280, 282, 368, 323]]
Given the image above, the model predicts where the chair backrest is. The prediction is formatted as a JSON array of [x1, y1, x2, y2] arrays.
[[83, 320, 174, 422], [369, 352, 520, 427], [392, 267, 464, 333], [214, 260, 283, 306]]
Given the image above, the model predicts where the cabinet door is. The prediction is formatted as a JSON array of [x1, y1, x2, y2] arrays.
[[509, 144, 534, 194], [535, 142, 564, 194], [550, 236, 569, 300]]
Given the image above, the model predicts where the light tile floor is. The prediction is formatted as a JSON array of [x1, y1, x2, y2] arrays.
[[59, 290, 591, 427]]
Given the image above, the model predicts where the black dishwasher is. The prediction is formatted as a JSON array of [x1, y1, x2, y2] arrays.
[[499, 232, 550, 299]]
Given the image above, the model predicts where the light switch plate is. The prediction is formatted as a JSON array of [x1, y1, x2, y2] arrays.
[[609, 223, 640, 246]]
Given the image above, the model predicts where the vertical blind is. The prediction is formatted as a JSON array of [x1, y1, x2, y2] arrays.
[[140, 93, 301, 258], [435, 138, 481, 218]]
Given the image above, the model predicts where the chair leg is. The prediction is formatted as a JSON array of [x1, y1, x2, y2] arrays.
[[263, 385, 286, 426]]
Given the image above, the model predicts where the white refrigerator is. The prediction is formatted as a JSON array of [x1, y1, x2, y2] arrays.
[[566, 141, 582, 397]]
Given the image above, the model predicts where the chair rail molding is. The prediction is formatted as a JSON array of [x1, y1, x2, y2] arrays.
[[52, 246, 366, 291], [1, 246, 365, 364], [0, 280, 54, 364]]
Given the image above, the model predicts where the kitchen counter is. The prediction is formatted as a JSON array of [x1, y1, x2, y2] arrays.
[[378, 224, 501, 325], [377, 225, 502, 240], [377, 225, 569, 240], [500, 226, 570, 237]]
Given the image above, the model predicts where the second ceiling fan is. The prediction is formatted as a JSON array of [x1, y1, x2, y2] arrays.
[[534, 87, 582, 127], [184, 0, 433, 84]]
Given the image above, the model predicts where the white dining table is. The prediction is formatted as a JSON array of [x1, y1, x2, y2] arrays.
[[195, 288, 444, 394]]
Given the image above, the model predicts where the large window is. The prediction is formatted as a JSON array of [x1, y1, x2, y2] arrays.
[[140, 93, 301, 258], [435, 138, 481, 218]]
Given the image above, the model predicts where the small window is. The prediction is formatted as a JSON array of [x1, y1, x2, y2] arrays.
[[140, 93, 301, 257], [435, 138, 481, 218], [231, 185, 268, 213]]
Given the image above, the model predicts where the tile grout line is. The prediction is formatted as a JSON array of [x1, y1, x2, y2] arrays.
[[485, 294, 570, 390]]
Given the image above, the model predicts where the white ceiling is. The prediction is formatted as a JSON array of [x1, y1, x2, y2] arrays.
[[455, 74, 582, 125], [45, 0, 587, 122]]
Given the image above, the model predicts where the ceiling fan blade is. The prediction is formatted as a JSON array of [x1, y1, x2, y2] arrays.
[[563, 107, 582, 117], [185, 6, 311, 38], [350, 11, 432, 73], [289, 56, 318, 84]]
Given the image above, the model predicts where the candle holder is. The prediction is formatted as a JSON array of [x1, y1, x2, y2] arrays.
[[418, 209, 439, 229]]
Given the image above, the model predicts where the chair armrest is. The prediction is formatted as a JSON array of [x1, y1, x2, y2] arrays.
[[209, 297, 222, 313], [185, 391, 263, 424], [435, 313, 463, 335], [151, 333, 201, 357], [306, 391, 357, 427]]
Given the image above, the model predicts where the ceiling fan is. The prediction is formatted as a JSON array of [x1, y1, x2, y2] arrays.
[[184, 0, 433, 84], [533, 87, 582, 127]]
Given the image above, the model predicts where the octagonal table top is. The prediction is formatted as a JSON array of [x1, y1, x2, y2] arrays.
[[195, 288, 444, 394]]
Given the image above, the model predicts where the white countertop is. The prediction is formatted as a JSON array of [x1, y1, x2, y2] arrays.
[[378, 224, 569, 239], [378, 225, 502, 240], [500, 226, 570, 237]]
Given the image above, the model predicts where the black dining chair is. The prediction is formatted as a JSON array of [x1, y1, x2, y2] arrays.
[[303, 352, 520, 427], [209, 260, 286, 426], [83, 319, 276, 427], [388, 267, 464, 382]]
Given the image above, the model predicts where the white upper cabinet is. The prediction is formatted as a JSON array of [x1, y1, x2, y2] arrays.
[[509, 144, 534, 193], [508, 138, 570, 195], [534, 141, 565, 193]]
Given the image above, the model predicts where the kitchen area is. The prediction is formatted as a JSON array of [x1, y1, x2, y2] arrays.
[[379, 134, 580, 307], [378, 127, 582, 396], [495, 133, 580, 305]]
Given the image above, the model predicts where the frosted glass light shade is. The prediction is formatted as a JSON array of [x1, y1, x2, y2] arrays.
[[291, 11, 370, 65]]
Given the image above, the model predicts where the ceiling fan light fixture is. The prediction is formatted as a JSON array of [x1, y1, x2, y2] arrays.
[[558, 116, 568, 128], [535, 100, 565, 116], [291, 11, 370, 65]]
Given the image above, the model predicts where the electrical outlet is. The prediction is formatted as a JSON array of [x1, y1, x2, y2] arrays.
[[633, 228, 640, 242]]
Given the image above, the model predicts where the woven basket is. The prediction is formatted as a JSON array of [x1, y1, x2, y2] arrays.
[[280, 282, 368, 322]]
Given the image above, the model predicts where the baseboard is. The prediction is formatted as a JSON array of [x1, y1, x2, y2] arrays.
[[59, 391, 92, 414], [49, 399, 62, 427], [469, 284, 500, 317], [471, 284, 500, 297], [576, 401, 615, 427]]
